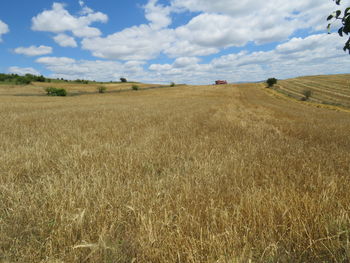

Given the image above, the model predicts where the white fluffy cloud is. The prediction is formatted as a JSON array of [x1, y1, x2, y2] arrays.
[[26, 0, 350, 84], [36, 56, 75, 66], [173, 57, 200, 68], [145, 0, 172, 29], [14, 45, 52, 56], [31, 2, 108, 38], [170, 0, 339, 23], [81, 0, 175, 61], [8, 66, 40, 76], [35, 56, 146, 81], [0, 20, 9, 42], [53, 34, 77, 47], [80, 0, 348, 60], [149, 33, 349, 84], [35, 32, 349, 85], [82, 25, 174, 60], [164, 40, 219, 58], [167, 0, 344, 54]]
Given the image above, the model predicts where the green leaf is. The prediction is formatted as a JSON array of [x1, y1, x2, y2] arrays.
[[344, 23, 350, 34], [343, 39, 350, 53], [345, 7, 350, 16], [338, 27, 344, 36], [327, 14, 333, 21], [345, 15, 350, 24], [335, 10, 341, 18]]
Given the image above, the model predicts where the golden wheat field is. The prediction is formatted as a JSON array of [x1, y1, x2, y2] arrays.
[[1, 77, 350, 262]]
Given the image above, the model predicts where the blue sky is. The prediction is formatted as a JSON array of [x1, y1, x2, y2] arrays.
[[0, 0, 349, 84]]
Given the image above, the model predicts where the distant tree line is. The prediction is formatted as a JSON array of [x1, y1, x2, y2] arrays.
[[0, 73, 95, 85], [74, 79, 90, 84], [0, 73, 47, 84], [0, 73, 131, 85]]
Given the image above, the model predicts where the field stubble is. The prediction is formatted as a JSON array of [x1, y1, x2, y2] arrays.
[[275, 74, 350, 107], [1, 82, 350, 262]]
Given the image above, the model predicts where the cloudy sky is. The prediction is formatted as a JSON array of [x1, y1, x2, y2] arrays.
[[0, 0, 349, 84]]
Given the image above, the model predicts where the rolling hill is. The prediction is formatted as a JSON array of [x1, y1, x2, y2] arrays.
[[271, 74, 350, 108]]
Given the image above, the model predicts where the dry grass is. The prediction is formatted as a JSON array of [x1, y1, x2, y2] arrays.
[[273, 74, 350, 107], [1, 80, 350, 262]]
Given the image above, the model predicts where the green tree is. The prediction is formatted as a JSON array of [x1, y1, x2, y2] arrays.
[[266, 78, 277, 88], [44, 87, 67, 96], [328, 0, 350, 53]]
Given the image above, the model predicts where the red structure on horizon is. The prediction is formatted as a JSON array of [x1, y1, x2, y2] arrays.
[[215, 80, 228, 85]]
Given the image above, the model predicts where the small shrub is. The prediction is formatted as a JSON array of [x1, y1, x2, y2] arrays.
[[266, 78, 277, 88], [132, 85, 139, 91], [170, 82, 175, 87], [97, 86, 107, 93], [302, 89, 312, 101], [44, 87, 67, 96]]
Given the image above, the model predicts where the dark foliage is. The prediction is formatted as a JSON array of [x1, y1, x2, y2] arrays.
[[302, 89, 312, 101], [328, 0, 350, 53], [44, 87, 67, 96], [266, 78, 278, 87], [0, 73, 48, 85], [74, 79, 89, 84], [97, 86, 107, 93]]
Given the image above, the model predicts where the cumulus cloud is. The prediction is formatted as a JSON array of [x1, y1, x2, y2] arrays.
[[36, 56, 76, 65], [82, 25, 174, 60], [78, 0, 94, 15], [150, 56, 200, 71], [164, 40, 219, 58], [149, 33, 349, 84], [80, 0, 346, 60], [27, 0, 350, 84], [167, 0, 340, 53], [173, 57, 200, 68], [14, 45, 53, 56], [53, 34, 77, 47], [8, 66, 41, 76], [144, 0, 172, 29], [36, 32, 349, 85], [81, 0, 175, 60], [31, 2, 108, 38], [0, 20, 9, 42], [170, 0, 338, 25], [35, 56, 147, 81]]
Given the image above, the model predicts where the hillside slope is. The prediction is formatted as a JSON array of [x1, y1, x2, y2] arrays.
[[272, 74, 350, 107]]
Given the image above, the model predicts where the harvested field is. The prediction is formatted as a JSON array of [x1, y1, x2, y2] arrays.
[[274, 74, 350, 107], [1, 80, 350, 262]]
